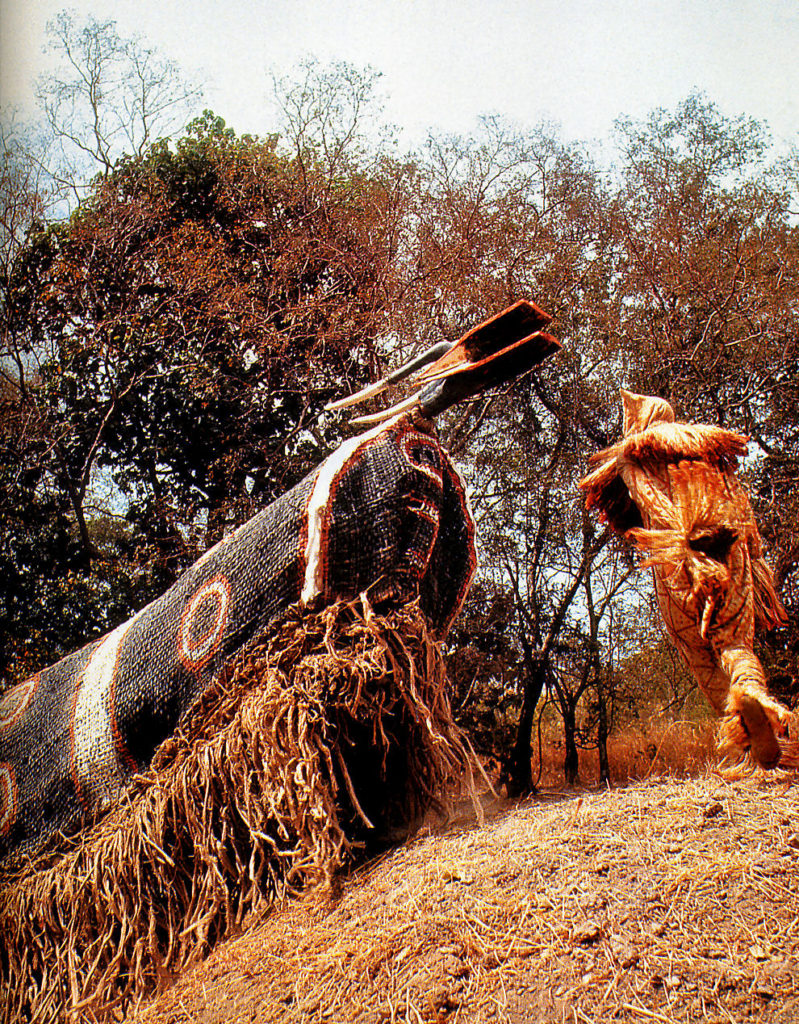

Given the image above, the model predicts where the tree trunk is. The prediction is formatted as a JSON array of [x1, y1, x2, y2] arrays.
[[505, 663, 546, 798], [563, 706, 579, 786], [596, 681, 610, 784]]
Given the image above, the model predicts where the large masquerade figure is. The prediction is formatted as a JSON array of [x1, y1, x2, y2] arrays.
[[580, 390, 791, 768], [0, 301, 560, 862]]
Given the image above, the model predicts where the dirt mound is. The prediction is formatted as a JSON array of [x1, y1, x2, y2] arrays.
[[125, 770, 799, 1024]]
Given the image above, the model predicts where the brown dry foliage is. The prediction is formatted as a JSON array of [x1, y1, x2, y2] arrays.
[[531, 718, 717, 790]]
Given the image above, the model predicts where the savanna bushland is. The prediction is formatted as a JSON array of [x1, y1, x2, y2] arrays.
[[1, 18, 797, 798]]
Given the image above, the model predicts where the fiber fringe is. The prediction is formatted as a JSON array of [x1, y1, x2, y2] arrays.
[[0, 597, 474, 1023], [580, 422, 749, 537]]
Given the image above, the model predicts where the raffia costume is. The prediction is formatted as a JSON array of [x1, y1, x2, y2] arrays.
[[580, 390, 791, 768]]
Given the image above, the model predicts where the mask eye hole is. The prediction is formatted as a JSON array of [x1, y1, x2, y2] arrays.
[[688, 526, 738, 564]]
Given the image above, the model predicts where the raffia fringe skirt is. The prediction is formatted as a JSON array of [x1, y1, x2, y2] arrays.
[[0, 598, 474, 1023]]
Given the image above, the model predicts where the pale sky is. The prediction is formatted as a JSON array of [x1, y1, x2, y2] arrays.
[[2, 0, 799, 152]]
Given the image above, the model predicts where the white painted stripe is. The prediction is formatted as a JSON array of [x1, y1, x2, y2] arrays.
[[73, 609, 144, 809], [301, 415, 403, 606]]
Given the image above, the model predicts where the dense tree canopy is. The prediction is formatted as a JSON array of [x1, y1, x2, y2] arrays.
[[1, 110, 405, 676], [400, 96, 799, 788]]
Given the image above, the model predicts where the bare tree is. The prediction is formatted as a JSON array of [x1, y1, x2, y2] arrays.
[[271, 58, 392, 185], [36, 11, 202, 201], [0, 114, 55, 399]]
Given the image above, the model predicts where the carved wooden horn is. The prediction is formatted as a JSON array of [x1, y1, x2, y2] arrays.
[[329, 300, 561, 425]]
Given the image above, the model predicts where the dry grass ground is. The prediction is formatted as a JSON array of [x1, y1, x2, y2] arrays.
[[125, 764, 799, 1024]]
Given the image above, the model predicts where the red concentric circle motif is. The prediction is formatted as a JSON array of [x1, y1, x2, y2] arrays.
[[178, 576, 231, 670], [0, 763, 17, 837], [0, 676, 38, 733]]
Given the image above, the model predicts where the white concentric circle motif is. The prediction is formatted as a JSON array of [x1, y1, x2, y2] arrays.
[[0, 677, 38, 732], [179, 577, 230, 668], [0, 763, 17, 836]]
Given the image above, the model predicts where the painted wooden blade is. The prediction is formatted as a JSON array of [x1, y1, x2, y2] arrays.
[[329, 299, 560, 423], [350, 389, 424, 426], [326, 341, 453, 412]]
